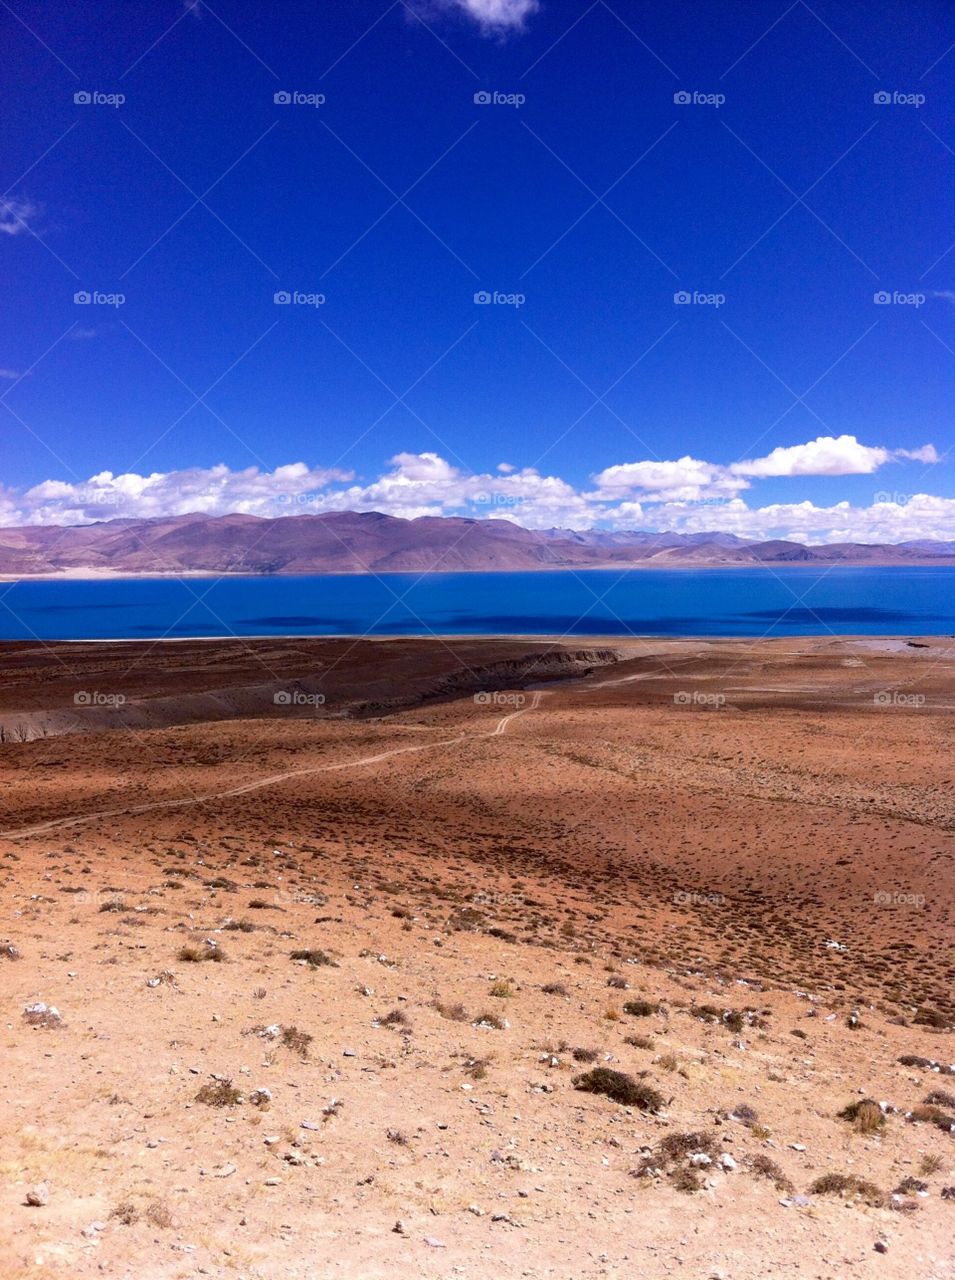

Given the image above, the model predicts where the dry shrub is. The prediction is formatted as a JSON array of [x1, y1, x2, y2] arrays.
[[573, 1067, 662, 1110], [178, 943, 224, 963], [195, 1079, 242, 1107], [837, 1098, 885, 1134], [281, 1025, 313, 1058], [290, 948, 337, 967], [809, 1173, 884, 1206], [623, 999, 657, 1018], [747, 1154, 794, 1195], [432, 1000, 469, 1022]]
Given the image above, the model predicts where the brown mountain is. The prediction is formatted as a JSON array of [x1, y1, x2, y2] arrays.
[[1, 512, 953, 575]]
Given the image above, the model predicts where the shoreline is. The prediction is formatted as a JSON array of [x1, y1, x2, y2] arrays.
[[3, 559, 955, 582], [4, 633, 948, 646]]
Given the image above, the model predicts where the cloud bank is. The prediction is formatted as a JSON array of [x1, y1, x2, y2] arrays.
[[0, 434, 948, 543]]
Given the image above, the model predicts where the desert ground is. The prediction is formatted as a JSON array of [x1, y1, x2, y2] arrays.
[[1, 634, 953, 1280]]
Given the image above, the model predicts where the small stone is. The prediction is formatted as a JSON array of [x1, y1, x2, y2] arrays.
[[264, 1177, 281, 1186], [423, 1236, 446, 1248], [789, 1142, 807, 1152], [249, 1088, 272, 1108], [392, 1220, 406, 1235], [689, 1153, 712, 1167], [874, 1241, 888, 1254], [342, 1047, 357, 1057], [719, 1154, 737, 1171], [25, 1184, 49, 1207]]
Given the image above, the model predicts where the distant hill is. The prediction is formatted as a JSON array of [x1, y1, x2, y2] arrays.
[[1, 511, 954, 575]]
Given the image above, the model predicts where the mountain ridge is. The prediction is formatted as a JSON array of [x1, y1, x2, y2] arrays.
[[1, 511, 953, 575]]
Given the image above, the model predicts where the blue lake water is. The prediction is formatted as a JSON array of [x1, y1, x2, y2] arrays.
[[0, 567, 953, 641]]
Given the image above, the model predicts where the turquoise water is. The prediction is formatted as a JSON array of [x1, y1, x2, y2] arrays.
[[0, 567, 952, 641]]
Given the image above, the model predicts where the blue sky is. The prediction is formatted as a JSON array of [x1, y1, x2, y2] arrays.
[[1, 0, 952, 540]]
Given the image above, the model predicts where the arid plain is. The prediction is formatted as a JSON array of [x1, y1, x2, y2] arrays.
[[1, 635, 953, 1280]]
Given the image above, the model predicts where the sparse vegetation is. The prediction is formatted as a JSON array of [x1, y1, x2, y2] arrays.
[[379, 1007, 410, 1028], [747, 1154, 794, 1194], [290, 948, 337, 967], [908, 1103, 955, 1131], [281, 1025, 313, 1058], [573, 1067, 662, 1110], [178, 943, 225, 963], [809, 1173, 884, 1205], [925, 1089, 955, 1108], [473, 1011, 506, 1030], [837, 1098, 885, 1134], [431, 1000, 469, 1022], [623, 999, 657, 1017], [195, 1079, 242, 1107], [914, 1007, 950, 1029]]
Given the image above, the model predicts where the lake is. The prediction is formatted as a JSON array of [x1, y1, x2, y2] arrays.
[[1, 567, 953, 641]]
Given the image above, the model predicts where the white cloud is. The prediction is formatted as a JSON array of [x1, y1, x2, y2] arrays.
[[731, 434, 939, 478], [14, 462, 353, 526], [423, 0, 539, 34], [733, 434, 889, 477], [0, 195, 41, 236], [1, 435, 948, 543], [636, 494, 955, 545], [593, 456, 749, 502]]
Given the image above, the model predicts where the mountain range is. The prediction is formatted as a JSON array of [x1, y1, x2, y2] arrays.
[[1, 512, 954, 576]]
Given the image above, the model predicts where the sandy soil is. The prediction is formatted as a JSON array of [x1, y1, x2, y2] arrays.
[[1, 636, 953, 1280]]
